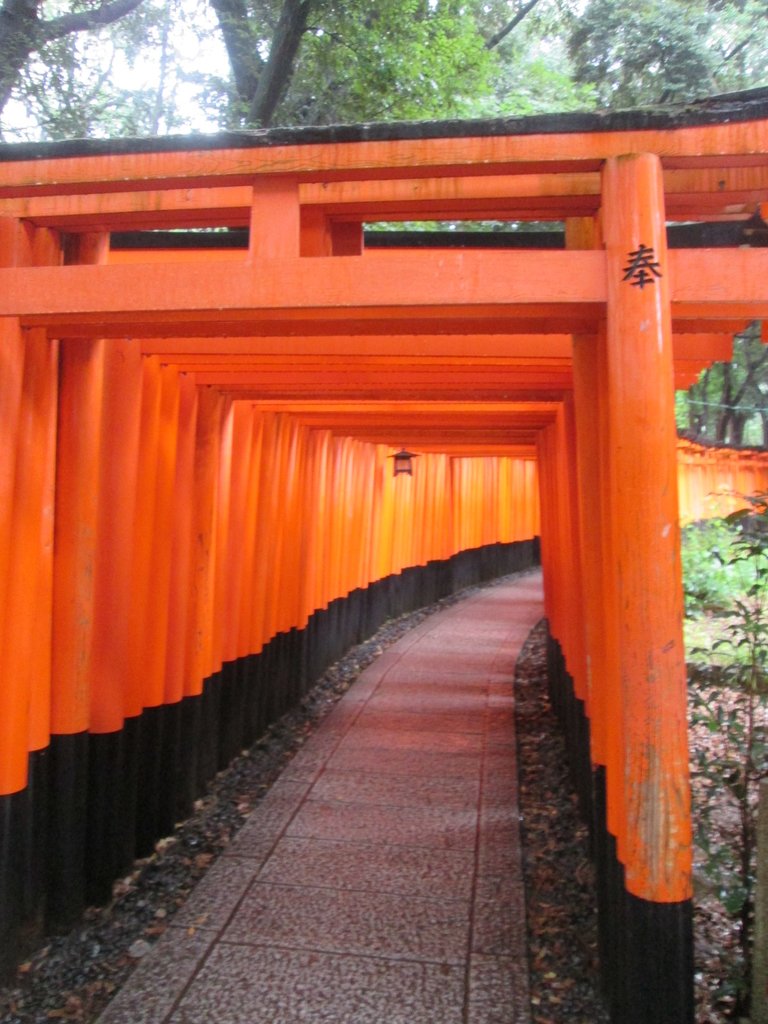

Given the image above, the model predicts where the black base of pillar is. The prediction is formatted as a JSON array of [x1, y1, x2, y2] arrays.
[[545, 632, 695, 1024], [622, 891, 694, 1024], [0, 751, 50, 980], [85, 729, 137, 904], [46, 733, 89, 927]]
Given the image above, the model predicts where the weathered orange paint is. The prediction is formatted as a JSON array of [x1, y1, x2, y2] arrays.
[[164, 375, 198, 704], [89, 339, 143, 733], [0, 117, 764, 203], [185, 388, 224, 694], [51, 338, 105, 735], [603, 153, 692, 904], [2, 165, 764, 231], [677, 440, 768, 522]]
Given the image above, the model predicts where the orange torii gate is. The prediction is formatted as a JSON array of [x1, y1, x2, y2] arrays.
[[1, 89, 768, 1023]]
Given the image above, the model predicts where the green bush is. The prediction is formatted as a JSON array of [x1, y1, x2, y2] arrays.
[[685, 498, 768, 1018], [682, 517, 759, 616]]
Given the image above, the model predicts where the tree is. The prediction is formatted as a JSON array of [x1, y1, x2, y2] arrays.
[[208, 0, 531, 129], [3, 0, 767, 141], [678, 326, 768, 449], [0, 0, 146, 119], [469, 0, 596, 118], [2, 0, 220, 140], [1, 0, 549, 137], [568, 0, 768, 108]]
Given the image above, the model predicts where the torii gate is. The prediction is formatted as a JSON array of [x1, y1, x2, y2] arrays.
[[1, 89, 767, 1023]]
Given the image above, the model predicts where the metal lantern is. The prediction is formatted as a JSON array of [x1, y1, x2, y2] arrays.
[[391, 449, 417, 477]]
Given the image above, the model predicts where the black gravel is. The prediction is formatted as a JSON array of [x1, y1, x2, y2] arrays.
[[514, 621, 609, 1024], [0, 572, 606, 1024]]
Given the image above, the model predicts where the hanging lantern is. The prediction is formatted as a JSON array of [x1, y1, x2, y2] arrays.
[[391, 449, 418, 477]]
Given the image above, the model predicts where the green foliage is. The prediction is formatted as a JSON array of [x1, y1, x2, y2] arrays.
[[569, 0, 717, 106], [4, 0, 207, 140], [467, 0, 597, 117], [677, 324, 768, 449], [260, 0, 498, 126], [686, 496, 768, 1016], [569, 0, 767, 108], [2, 0, 768, 140], [683, 517, 761, 616]]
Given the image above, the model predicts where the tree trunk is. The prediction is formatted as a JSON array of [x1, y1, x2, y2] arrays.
[[0, 0, 40, 114], [0, 0, 146, 125], [248, 0, 311, 127]]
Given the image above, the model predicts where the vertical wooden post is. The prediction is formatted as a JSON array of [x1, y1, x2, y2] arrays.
[[0, 318, 29, 801], [51, 335, 105, 922], [602, 153, 693, 1024], [300, 209, 363, 256], [0, 216, 58, 970], [166, 375, 199, 816], [250, 177, 300, 260], [238, 411, 264, 663], [186, 387, 224, 789], [86, 337, 143, 899]]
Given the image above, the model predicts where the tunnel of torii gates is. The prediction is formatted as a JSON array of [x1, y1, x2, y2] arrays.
[[2, 87, 768, 1023]]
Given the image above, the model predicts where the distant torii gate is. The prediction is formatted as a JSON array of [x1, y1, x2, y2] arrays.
[[1, 90, 768, 1024]]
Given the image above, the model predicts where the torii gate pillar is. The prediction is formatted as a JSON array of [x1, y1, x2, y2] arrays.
[[600, 153, 693, 1023]]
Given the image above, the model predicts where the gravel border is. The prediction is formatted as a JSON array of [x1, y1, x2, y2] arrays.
[[513, 621, 609, 1024], [0, 570, 606, 1024]]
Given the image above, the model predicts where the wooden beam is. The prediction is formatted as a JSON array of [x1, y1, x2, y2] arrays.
[[0, 249, 764, 335], [0, 120, 765, 197], [0, 165, 764, 230], [0, 251, 607, 323], [0, 172, 760, 236]]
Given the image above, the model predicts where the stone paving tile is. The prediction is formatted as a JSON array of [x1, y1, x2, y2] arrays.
[[96, 926, 216, 1024], [468, 954, 531, 1024], [473, 872, 532, 958], [482, 777, 521, 809], [168, 944, 466, 1024], [472, 891, 528, 958], [478, 842, 525, 878], [222, 882, 472, 964], [475, 873, 526, 906], [258, 836, 475, 900], [352, 707, 486, 735], [220, 835, 275, 862], [172, 856, 260, 931], [318, 702, 363, 731], [375, 665, 493, 686], [222, 779, 309, 852], [279, 746, 328, 783], [286, 798, 478, 850], [336, 725, 484, 755], [326, 745, 482, 779], [409, 636, 504, 657], [310, 767, 480, 810], [367, 685, 487, 712], [480, 803, 525, 850]]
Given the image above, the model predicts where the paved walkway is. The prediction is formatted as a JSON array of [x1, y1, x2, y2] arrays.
[[97, 571, 544, 1024]]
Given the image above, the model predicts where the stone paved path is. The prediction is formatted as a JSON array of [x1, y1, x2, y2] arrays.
[[96, 570, 543, 1024]]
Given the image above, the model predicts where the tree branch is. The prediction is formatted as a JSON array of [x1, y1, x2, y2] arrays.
[[0, 0, 40, 112], [209, 0, 263, 104], [41, 0, 146, 42], [485, 0, 543, 50], [248, 0, 311, 127]]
